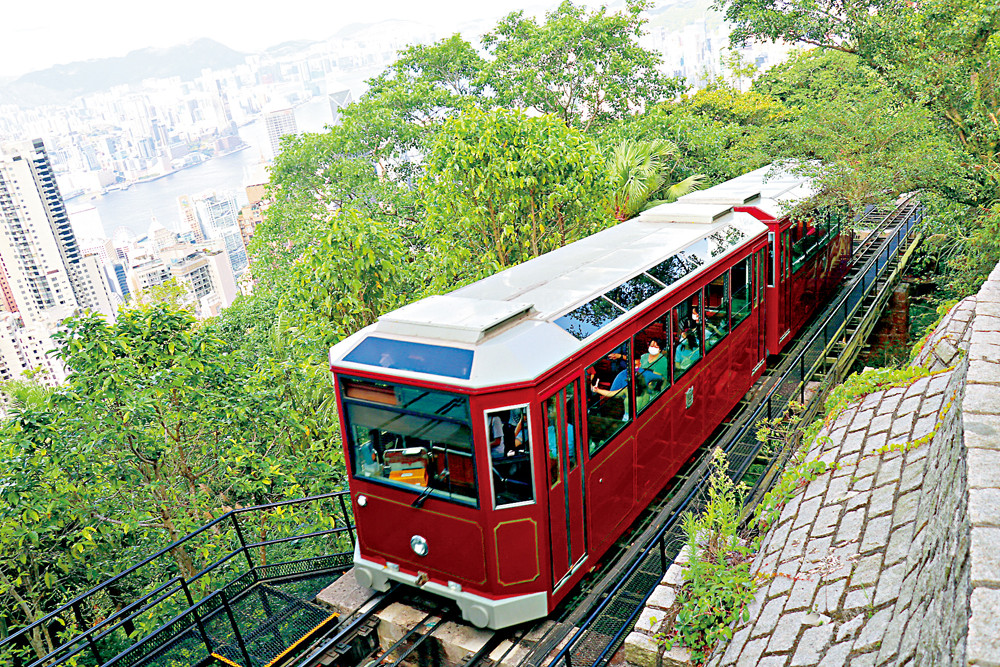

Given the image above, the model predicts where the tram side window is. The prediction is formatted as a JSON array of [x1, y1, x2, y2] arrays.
[[487, 406, 533, 507], [703, 274, 728, 352], [634, 316, 671, 413], [673, 292, 702, 381], [341, 378, 478, 507], [790, 214, 830, 273], [732, 256, 752, 327], [586, 340, 632, 456]]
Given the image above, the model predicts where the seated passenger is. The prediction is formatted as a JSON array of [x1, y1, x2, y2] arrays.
[[695, 306, 724, 344], [592, 360, 652, 421], [547, 419, 575, 458], [637, 340, 669, 410], [640, 339, 670, 381], [675, 331, 700, 372]]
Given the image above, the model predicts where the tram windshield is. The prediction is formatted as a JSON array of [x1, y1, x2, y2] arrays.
[[341, 377, 478, 506]]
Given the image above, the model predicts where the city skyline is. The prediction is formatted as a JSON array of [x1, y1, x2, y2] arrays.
[[1, 0, 565, 79]]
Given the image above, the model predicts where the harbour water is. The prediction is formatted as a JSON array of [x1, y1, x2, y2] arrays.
[[69, 97, 336, 241]]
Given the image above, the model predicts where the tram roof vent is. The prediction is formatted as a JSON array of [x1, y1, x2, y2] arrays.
[[375, 295, 534, 344], [638, 202, 733, 224], [677, 190, 761, 206]]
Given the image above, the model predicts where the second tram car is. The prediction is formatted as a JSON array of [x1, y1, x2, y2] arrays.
[[328, 164, 852, 629]]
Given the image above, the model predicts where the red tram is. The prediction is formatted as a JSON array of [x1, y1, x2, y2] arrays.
[[327, 165, 852, 629]]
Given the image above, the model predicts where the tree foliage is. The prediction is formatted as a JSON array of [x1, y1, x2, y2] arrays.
[[481, 0, 682, 131], [606, 139, 706, 221], [0, 305, 343, 660], [718, 0, 1000, 203], [281, 208, 415, 349], [422, 108, 610, 286]]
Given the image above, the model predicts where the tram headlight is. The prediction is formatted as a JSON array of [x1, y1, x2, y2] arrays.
[[410, 535, 429, 557]]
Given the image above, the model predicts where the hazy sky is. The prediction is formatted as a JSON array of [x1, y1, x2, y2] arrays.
[[2, 0, 562, 79]]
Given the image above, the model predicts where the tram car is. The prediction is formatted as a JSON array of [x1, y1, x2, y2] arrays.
[[327, 164, 852, 629]]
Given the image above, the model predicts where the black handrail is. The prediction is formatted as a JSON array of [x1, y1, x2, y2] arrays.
[[1, 490, 354, 667]]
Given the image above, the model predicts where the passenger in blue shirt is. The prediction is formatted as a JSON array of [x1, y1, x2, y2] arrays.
[[675, 331, 701, 372], [592, 359, 652, 421], [547, 422, 575, 458]]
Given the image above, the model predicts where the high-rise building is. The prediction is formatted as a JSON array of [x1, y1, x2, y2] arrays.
[[178, 195, 205, 242], [194, 193, 248, 274], [265, 108, 297, 158], [0, 139, 115, 323]]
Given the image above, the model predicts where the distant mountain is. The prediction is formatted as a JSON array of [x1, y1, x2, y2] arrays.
[[265, 40, 320, 56], [0, 39, 246, 107]]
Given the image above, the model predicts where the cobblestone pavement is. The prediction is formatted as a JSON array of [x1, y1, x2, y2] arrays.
[[708, 364, 961, 667], [623, 264, 1000, 667], [705, 264, 1000, 666]]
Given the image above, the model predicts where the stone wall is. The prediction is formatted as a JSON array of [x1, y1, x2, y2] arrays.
[[891, 356, 969, 664], [962, 267, 1000, 665], [624, 263, 1000, 666]]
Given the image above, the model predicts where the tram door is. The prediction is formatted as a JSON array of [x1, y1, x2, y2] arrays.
[[543, 379, 586, 589], [780, 229, 792, 340], [756, 249, 766, 363]]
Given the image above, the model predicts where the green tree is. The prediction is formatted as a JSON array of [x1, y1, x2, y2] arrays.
[[280, 208, 415, 351], [422, 108, 610, 286], [250, 127, 421, 285], [0, 304, 345, 663], [613, 86, 787, 185], [606, 138, 706, 221], [481, 0, 682, 131], [717, 0, 1000, 203], [339, 35, 486, 165]]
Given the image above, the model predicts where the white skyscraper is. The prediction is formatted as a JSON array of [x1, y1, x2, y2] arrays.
[[193, 193, 248, 274], [0, 139, 116, 322], [265, 108, 298, 159]]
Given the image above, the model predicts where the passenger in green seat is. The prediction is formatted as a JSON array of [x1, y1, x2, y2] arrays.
[[674, 331, 701, 373]]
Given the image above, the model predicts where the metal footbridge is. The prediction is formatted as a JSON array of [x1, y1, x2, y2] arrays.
[[0, 197, 922, 667]]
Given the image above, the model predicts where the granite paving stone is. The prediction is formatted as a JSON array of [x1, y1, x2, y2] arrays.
[[835, 508, 866, 546], [866, 486, 895, 520], [628, 278, 1000, 667], [751, 598, 787, 638], [968, 488, 1000, 527], [872, 562, 905, 607], [843, 585, 876, 612], [793, 497, 823, 529], [849, 652, 878, 667], [813, 579, 846, 615], [967, 448, 1000, 488], [970, 528, 1000, 585], [766, 611, 808, 653], [860, 515, 892, 554], [789, 624, 835, 667], [739, 637, 769, 664], [811, 505, 841, 538], [874, 457, 902, 489], [784, 576, 821, 613]]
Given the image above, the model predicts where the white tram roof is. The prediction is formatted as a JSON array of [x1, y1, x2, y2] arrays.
[[329, 163, 814, 389]]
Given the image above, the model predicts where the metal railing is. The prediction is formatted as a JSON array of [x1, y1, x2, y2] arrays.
[[1, 491, 355, 667]]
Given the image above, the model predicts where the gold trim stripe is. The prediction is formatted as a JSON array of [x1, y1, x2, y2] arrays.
[[493, 518, 540, 586]]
